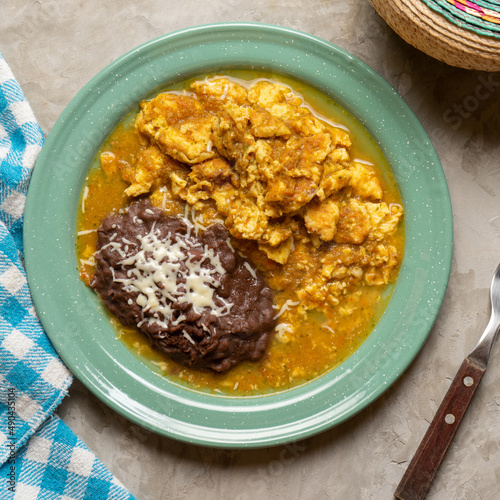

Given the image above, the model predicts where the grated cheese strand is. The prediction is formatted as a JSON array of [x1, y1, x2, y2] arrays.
[[77, 229, 97, 236], [81, 186, 89, 214], [273, 299, 300, 319], [321, 324, 335, 334], [243, 261, 257, 279], [275, 323, 293, 334]]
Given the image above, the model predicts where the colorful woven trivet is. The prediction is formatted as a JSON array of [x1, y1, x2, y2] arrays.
[[422, 0, 500, 38], [449, 0, 500, 25]]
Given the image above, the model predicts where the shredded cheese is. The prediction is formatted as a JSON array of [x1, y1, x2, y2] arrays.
[[243, 261, 257, 279], [81, 186, 89, 214], [225, 238, 234, 252], [160, 187, 168, 210], [182, 330, 196, 344], [275, 323, 293, 335], [273, 300, 300, 319], [321, 324, 335, 334], [275, 323, 293, 344], [79, 257, 96, 267], [190, 205, 208, 231], [100, 240, 126, 258], [108, 218, 231, 332]]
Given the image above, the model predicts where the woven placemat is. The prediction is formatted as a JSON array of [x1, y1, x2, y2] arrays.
[[370, 0, 500, 71]]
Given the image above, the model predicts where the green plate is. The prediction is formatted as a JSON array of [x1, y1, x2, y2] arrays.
[[24, 23, 452, 448]]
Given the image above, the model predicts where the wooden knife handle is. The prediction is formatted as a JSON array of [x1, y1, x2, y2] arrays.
[[394, 357, 486, 500]]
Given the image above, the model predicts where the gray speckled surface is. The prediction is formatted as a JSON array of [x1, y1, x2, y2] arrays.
[[4, 1, 500, 499]]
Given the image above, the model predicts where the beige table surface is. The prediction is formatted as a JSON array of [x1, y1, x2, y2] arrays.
[[4, 1, 500, 499]]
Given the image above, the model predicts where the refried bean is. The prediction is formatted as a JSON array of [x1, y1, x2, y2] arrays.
[[91, 199, 276, 372]]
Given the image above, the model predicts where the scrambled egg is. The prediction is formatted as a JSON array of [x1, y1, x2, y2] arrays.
[[116, 77, 403, 310]]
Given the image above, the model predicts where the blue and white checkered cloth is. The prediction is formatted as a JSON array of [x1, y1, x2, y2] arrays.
[[0, 53, 136, 500]]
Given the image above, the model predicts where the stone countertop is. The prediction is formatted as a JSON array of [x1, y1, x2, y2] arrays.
[[3, 1, 500, 499]]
